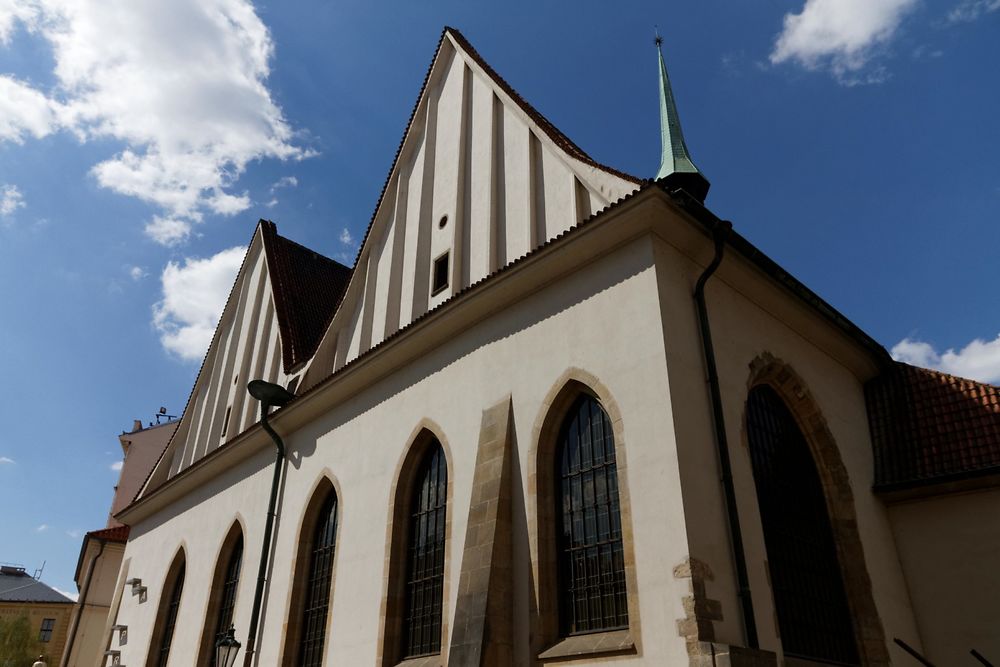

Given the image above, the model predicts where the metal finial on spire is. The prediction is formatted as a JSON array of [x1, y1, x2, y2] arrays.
[[654, 30, 710, 201], [654, 26, 663, 47]]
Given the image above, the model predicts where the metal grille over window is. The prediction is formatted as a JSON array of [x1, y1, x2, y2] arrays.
[[746, 385, 860, 665], [156, 562, 185, 667], [402, 442, 447, 658], [298, 490, 339, 667], [556, 396, 628, 636], [211, 535, 243, 667]]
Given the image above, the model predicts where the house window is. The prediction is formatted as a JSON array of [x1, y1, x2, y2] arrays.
[[297, 489, 339, 667], [745, 385, 860, 665], [210, 534, 243, 667], [154, 560, 186, 667], [402, 441, 447, 658], [39, 618, 55, 642], [556, 395, 628, 636], [431, 252, 449, 296]]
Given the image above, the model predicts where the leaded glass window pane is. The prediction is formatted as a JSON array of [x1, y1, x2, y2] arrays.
[[298, 490, 339, 667], [746, 385, 859, 665], [556, 396, 628, 636], [156, 561, 185, 667], [402, 442, 447, 658], [211, 534, 243, 667]]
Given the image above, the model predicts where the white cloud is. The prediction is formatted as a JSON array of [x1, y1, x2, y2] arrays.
[[128, 265, 147, 281], [144, 216, 192, 247], [947, 0, 1000, 23], [271, 175, 298, 191], [0, 0, 311, 244], [770, 0, 918, 83], [153, 245, 247, 360], [339, 228, 354, 245], [54, 587, 78, 602], [0, 456, 14, 464], [1, 183, 25, 217], [110, 460, 123, 472], [36, 524, 48, 532], [891, 334, 1000, 384], [66, 529, 81, 538]]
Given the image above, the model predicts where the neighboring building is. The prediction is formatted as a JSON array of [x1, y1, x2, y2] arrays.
[[61, 420, 177, 667], [107, 27, 1000, 667], [0, 565, 74, 665]]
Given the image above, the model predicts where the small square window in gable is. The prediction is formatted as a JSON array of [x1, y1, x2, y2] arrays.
[[431, 251, 449, 296]]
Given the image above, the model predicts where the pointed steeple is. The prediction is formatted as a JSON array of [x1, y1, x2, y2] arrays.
[[654, 31, 710, 202]]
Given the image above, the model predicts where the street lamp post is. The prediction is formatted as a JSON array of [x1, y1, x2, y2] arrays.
[[242, 379, 296, 666]]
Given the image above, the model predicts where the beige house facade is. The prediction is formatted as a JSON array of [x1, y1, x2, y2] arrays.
[[103, 27, 999, 667]]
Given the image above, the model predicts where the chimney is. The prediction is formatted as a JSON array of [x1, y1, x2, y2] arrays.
[[132, 420, 143, 432]]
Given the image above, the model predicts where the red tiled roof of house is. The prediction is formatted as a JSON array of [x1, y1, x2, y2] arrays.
[[261, 220, 353, 373], [87, 525, 130, 543], [866, 362, 1000, 491]]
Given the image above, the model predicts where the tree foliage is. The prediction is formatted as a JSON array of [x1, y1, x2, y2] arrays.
[[0, 613, 34, 667]]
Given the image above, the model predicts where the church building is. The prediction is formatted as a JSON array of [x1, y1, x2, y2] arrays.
[[103, 27, 999, 667]]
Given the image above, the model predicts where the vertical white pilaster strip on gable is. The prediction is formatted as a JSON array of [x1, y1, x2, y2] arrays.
[[228, 254, 269, 439], [501, 104, 530, 262], [528, 130, 544, 250], [467, 68, 494, 282], [240, 295, 274, 434], [262, 312, 282, 385], [384, 171, 408, 339]]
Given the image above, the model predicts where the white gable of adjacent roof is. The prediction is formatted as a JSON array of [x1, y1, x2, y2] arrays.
[[304, 29, 641, 385], [144, 227, 299, 490]]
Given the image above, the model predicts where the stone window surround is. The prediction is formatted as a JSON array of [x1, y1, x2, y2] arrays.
[[195, 518, 246, 667], [528, 368, 642, 662], [279, 475, 343, 666], [376, 421, 455, 667], [742, 353, 890, 666]]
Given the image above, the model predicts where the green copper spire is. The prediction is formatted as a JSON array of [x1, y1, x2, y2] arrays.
[[654, 32, 710, 201]]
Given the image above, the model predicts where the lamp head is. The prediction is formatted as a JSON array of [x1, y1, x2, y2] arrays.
[[247, 380, 295, 408], [215, 625, 241, 667]]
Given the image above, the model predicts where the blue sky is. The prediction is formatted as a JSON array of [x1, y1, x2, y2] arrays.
[[0, 0, 997, 597]]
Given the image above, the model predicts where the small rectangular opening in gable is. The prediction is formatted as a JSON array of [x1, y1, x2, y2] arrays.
[[431, 251, 449, 296], [221, 406, 232, 439]]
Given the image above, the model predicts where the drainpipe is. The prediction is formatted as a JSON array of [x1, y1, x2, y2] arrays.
[[61, 537, 107, 667], [693, 219, 759, 649], [243, 380, 295, 667]]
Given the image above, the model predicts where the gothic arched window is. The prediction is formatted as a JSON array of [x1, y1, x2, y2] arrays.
[[556, 395, 628, 636], [296, 488, 339, 667], [149, 553, 185, 667], [208, 532, 243, 666], [401, 440, 448, 658], [746, 385, 859, 665]]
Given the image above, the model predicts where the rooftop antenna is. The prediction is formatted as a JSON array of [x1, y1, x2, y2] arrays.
[[154, 406, 177, 424], [33, 560, 45, 580]]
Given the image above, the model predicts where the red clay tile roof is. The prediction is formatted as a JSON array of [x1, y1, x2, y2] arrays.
[[866, 362, 1000, 490], [260, 220, 352, 372], [87, 525, 130, 543]]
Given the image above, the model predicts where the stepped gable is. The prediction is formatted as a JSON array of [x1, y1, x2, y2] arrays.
[[261, 220, 352, 372], [866, 361, 1000, 490]]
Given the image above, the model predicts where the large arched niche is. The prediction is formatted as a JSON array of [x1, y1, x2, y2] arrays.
[[744, 353, 889, 666], [528, 368, 641, 658], [376, 420, 454, 667]]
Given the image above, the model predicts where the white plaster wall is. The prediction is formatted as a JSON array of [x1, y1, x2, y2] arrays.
[[888, 488, 1000, 664], [651, 233, 921, 663], [115, 235, 694, 666]]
